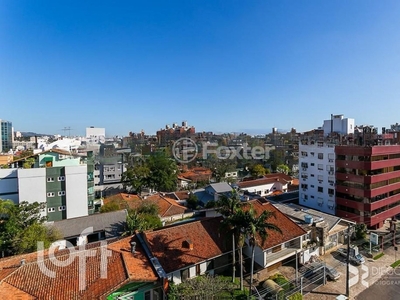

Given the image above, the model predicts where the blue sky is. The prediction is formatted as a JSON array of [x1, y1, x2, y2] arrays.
[[1, 1, 400, 137]]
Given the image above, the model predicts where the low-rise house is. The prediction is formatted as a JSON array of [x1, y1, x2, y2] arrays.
[[0, 237, 161, 300], [242, 200, 307, 271], [50, 210, 127, 247], [271, 201, 355, 261], [103, 193, 194, 223], [140, 217, 231, 284], [237, 173, 293, 197], [193, 182, 233, 206]]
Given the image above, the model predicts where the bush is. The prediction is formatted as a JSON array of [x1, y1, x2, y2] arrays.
[[373, 253, 384, 260]]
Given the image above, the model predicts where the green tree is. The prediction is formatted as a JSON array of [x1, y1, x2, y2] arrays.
[[22, 157, 35, 169], [244, 208, 282, 298], [276, 164, 290, 175], [137, 202, 159, 215], [122, 153, 178, 193], [13, 223, 62, 254], [0, 200, 59, 255], [186, 193, 199, 209], [250, 164, 266, 178], [216, 191, 243, 284], [100, 201, 120, 213], [167, 275, 239, 299]]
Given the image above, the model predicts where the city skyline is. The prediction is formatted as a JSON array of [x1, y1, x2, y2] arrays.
[[2, 1, 400, 136]]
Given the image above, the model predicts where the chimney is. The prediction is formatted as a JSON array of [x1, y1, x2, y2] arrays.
[[182, 239, 193, 250], [130, 241, 136, 254], [20, 259, 26, 266]]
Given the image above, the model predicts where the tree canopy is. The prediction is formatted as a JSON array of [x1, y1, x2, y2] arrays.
[[122, 153, 178, 193], [0, 199, 61, 255]]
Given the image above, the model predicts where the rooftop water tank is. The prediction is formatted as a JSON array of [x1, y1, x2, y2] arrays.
[[304, 215, 314, 224]]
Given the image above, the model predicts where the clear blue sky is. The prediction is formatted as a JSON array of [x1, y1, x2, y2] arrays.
[[1, 1, 400, 137]]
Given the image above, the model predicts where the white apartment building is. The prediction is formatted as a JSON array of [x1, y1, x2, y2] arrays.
[[86, 127, 106, 144], [298, 141, 336, 214], [322, 114, 355, 137]]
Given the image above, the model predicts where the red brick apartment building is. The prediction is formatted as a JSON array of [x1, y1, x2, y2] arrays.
[[335, 145, 400, 229]]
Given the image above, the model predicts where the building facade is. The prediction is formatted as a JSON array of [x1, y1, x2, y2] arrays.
[[335, 145, 400, 229], [298, 140, 336, 214], [0, 119, 12, 153], [0, 149, 94, 221]]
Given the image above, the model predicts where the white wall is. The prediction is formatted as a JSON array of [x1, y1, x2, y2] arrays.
[[323, 115, 355, 136], [240, 182, 287, 197], [18, 168, 47, 205], [65, 166, 88, 219], [299, 143, 335, 214]]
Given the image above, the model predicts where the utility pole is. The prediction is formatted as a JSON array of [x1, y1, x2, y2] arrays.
[[346, 223, 351, 297]]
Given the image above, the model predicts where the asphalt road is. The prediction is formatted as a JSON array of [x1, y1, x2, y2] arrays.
[[355, 268, 400, 300]]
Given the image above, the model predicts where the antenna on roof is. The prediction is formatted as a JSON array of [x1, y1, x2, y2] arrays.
[[61, 127, 73, 137]]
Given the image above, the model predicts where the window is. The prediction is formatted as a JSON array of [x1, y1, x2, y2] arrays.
[[47, 192, 55, 197], [318, 187, 323, 193], [302, 194, 308, 201], [317, 197, 324, 206], [311, 174, 315, 177], [318, 153, 324, 159], [301, 184, 308, 190], [328, 188, 334, 195], [311, 163, 315, 166], [48, 207, 55, 213], [58, 191, 66, 196], [301, 151, 308, 157], [47, 177, 54, 182], [58, 176, 65, 181], [58, 205, 66, 211], [318, 164, 323, 170]]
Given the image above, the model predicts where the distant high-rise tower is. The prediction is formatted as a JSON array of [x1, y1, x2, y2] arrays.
[[0, 119, 12, 153]]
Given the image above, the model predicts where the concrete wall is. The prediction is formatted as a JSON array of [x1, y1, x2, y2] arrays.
[[65, 165, 88, 219]]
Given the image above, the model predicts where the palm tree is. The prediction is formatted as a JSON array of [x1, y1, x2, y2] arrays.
[[216, 190, 243, 284], [244, 207, 282, 299]]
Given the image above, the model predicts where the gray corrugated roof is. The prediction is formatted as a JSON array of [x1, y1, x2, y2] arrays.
[[208, 182, 232, 194], [51, 210, 127, 238]]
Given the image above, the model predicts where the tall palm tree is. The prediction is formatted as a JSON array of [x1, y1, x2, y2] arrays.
[[216, 190, 243, 284], [244, 207, 282, 299]]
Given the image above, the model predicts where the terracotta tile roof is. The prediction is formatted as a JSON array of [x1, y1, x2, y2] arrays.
[[103, 193, 142, 210], [103, 193, 188, 218], [0, 282, 34, 299], [245, 200, 307, 250], [164, 191, 190, 201], [107, 237, 158, 282], [179, 167, 212, 182], [143, 217, 229, 273], [145, 194, 187, 218], [0, 238, 158, 299]]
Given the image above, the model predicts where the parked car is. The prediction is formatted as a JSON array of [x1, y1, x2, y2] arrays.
[[337, 247, 365, 265], [301, 262, 340, 281]]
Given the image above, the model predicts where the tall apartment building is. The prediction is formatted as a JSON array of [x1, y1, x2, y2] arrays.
[[0, 149, 95, 221], [86, 126, 105, 144], [156, 121, 195, 146], [322, 114, 355, 137], [335, 145, 400, 229], [299, 140, 336, 214], [0, 119, 13, 153]]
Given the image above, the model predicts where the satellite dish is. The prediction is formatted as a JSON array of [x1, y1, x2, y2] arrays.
[[99, 136, 105, 144]]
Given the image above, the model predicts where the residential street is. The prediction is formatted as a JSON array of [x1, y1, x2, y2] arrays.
[[304, 246, 400, 300]]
